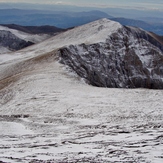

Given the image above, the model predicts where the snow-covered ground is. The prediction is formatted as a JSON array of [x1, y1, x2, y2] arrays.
[[0, 58, 163, 162], [0, 19, 163, 162], [0, 47, 11, 54]]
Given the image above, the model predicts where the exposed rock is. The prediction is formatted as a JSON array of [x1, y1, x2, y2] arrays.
[[59, 24, 163, 89]]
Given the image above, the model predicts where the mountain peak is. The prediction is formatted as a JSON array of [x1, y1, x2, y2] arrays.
[[76, 18, 122, 43], [1, 18, 163, 89], [55, 18, 122, 46]]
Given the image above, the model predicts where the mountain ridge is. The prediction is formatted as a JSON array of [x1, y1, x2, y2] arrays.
[[0, 24, 65, 34], [1, 18, 163, 89], [0, 9, 112, 28], [0, 24, 64, 54], [0, 8, 163, 35]]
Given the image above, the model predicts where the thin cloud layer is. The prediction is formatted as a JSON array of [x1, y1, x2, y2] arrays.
[[0, 0, 162, 10]]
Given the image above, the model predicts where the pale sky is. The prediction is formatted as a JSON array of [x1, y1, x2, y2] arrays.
[[0, 0, 163, 10]]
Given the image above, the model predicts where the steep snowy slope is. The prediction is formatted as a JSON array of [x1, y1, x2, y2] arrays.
[[0, 19, 163, 162]]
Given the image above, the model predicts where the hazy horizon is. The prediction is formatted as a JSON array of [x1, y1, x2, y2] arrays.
[[0, 0, 163, 11]]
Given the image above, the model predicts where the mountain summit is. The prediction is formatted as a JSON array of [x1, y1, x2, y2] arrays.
[[1, 18, 163, 89], [58, 19, 163, 89]]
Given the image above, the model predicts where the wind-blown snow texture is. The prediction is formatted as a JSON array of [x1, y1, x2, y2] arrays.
[[0, 19, 163, 162]]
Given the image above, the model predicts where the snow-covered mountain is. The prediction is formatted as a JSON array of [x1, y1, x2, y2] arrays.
[[0, 25, 53, 54], [0, 30, 34, 53], [57, 19, 163, 89], [0, 19, 163, 162], [59, 24, 163, 89], [2, 18, 163, 88]]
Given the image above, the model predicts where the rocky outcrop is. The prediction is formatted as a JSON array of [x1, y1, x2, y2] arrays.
[[59, 24, 163, 89]]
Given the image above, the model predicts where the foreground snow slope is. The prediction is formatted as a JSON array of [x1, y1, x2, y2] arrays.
[[0, 55, 163, 163], [0, 19, 163, 162]]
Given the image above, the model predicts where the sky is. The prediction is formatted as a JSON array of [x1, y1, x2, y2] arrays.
[[0, 0, 163, 10]]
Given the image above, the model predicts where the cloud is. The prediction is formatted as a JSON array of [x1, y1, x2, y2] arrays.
[[0, 0, 163, 11], [55, 1, 63, 4]]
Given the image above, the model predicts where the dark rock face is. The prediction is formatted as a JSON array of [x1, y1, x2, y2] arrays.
[[59, 27, 163, 89], [0, 30, 34, 51]]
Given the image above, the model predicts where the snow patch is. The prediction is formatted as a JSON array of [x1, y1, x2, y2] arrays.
[[0, 122, 33, 135]]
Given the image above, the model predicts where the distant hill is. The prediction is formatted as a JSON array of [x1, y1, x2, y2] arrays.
[[0, 24, 64, 54], [111, 18, 163, 35], [111, 18, 151, 30], [0, 30, 34, 53], [0, 9, 112, 28], [0, 9, 162, 35], [1, 24, 65, 34]]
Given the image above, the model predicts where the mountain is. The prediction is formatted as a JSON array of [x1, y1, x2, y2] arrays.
[[1, 3, 163, 19], [0, 9, 112, 28], [1, 9, 163, 35], [0, 18, 163, 163], [0, 30, 34, 53], [111, 18, 151, 30], [111, 18, 163, 35], [0, 24, 65, 34], [0, 25, 64, 54], [1, 18, 163, 89], [59, 20, 163, 89]]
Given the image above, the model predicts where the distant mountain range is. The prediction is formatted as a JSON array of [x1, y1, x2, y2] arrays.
[[111, 18, 163, 35], [0, 9, 162, 35], [0, 9, 112, 28], [1, 24, 65, 34]]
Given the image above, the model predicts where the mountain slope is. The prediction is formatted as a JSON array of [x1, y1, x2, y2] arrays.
[[0, 24, 65, 34], [0, 25, 52, 43], [0, 25, 57, 54], [0, 30, 33, 52], [0, 19, 163, 163], [148, 31, 163, 45], [111, 17, 163, 35], [58, 19, 163, 89], [1, 18, 163, 89], [111, 17, 151, 29]]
